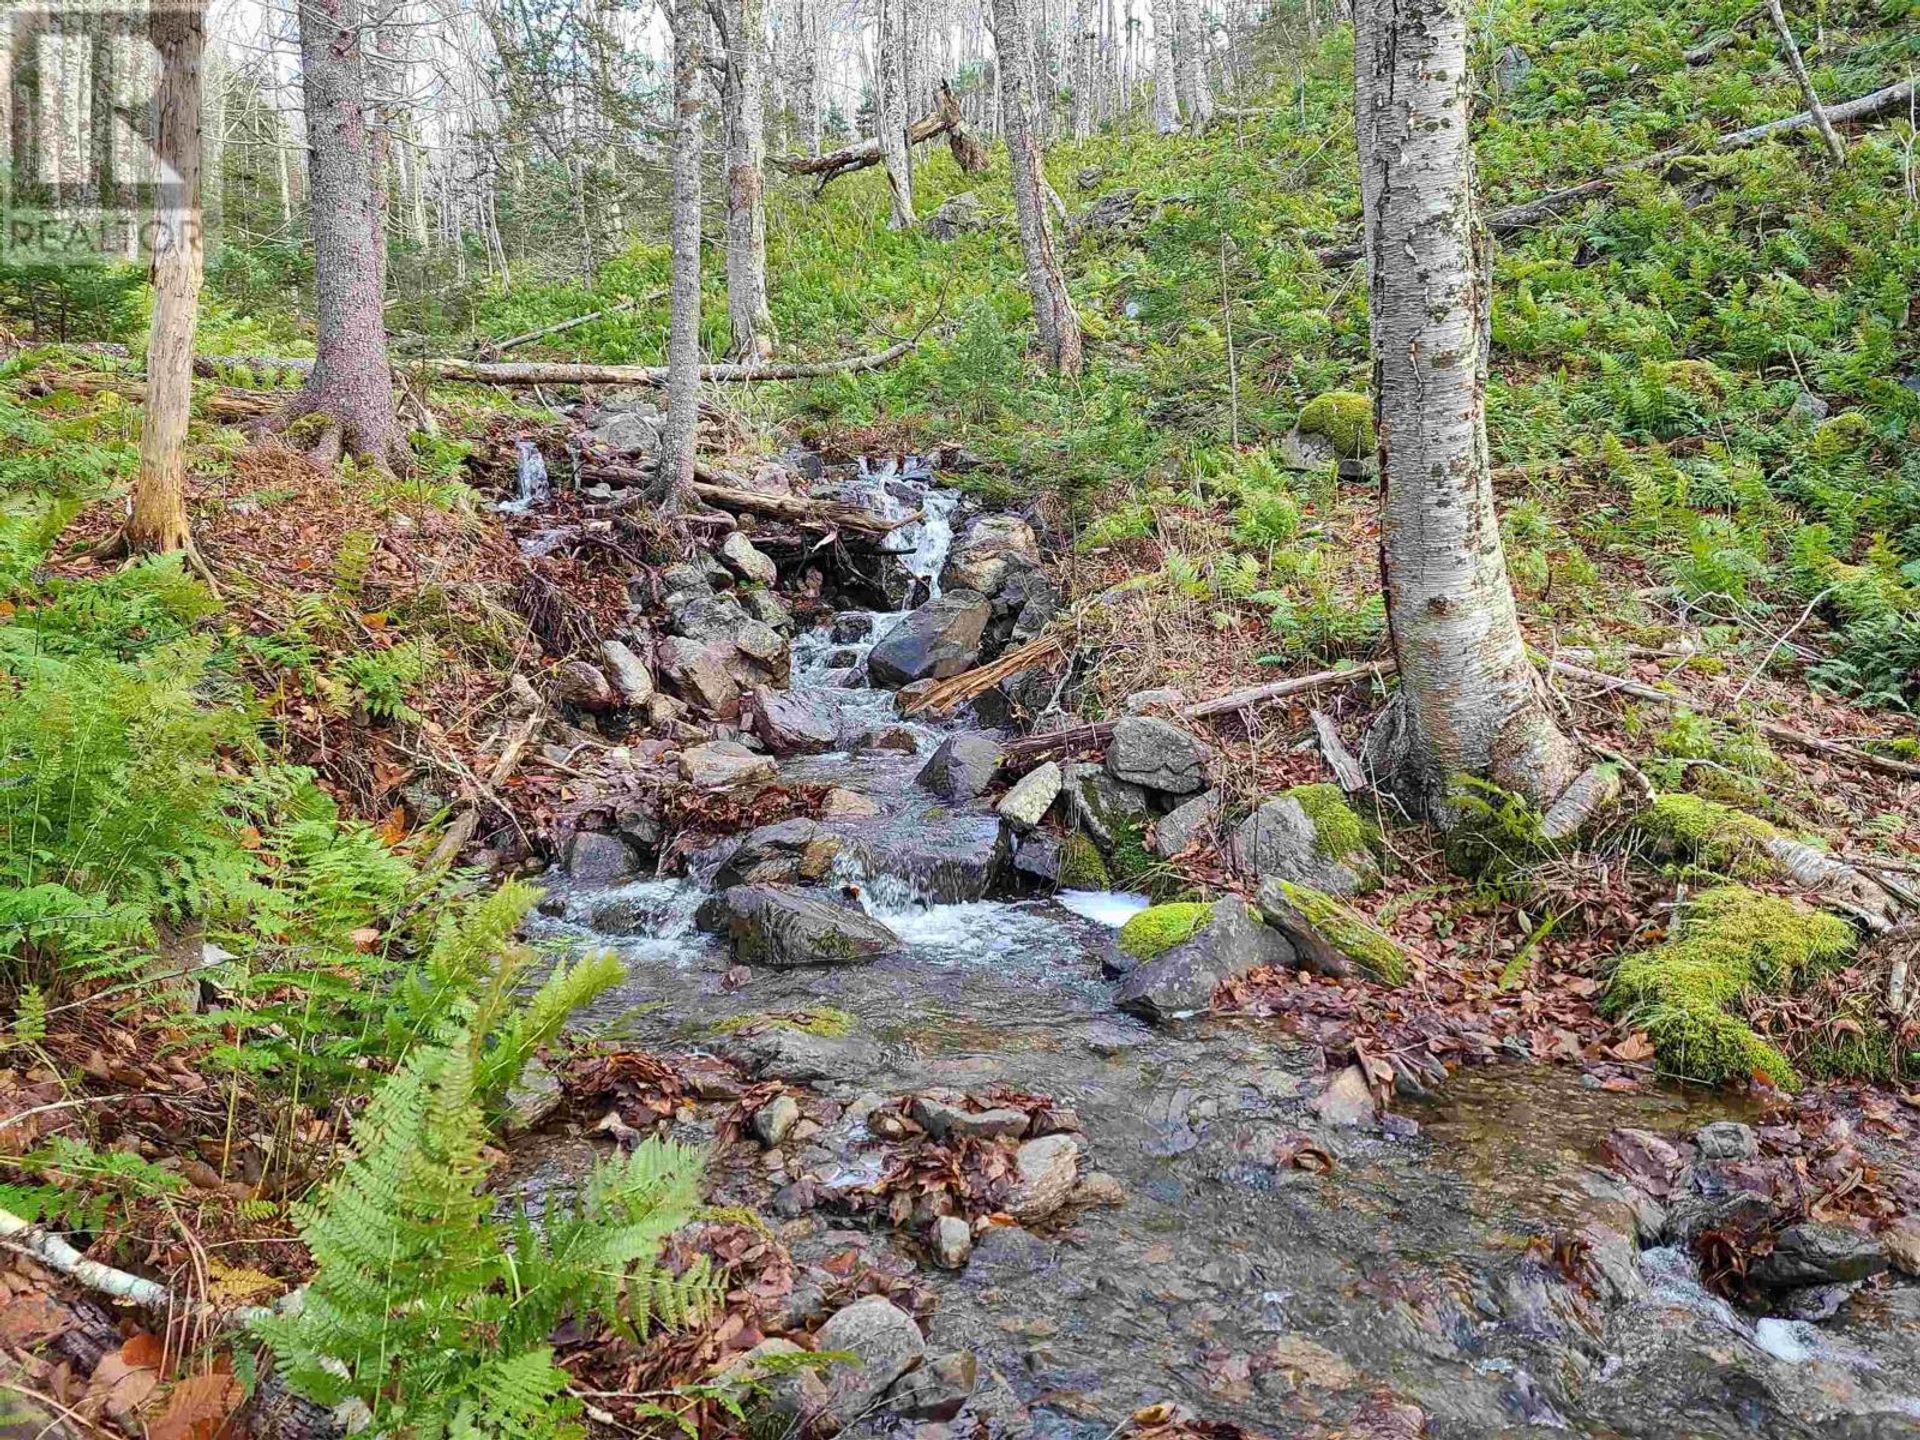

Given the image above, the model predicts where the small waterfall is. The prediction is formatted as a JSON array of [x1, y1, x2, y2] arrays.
[[495, 438, 551, 513], [903, 488, 960, 600], [1638, 1246, 1875, 1370]]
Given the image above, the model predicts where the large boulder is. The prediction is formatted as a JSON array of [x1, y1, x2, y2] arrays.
[[1749, 1223, 1889, 1290], [867, 590, 992, 690], [669, 592, 754, 646], [656, 636, 742, 719], [814, 1297, 926, 1431], [719, 530, 778, 585], [750, 685, 838, 755], [915, 732, 1004, 802], [741, 588, 794, 633], [940, 515, 1042, 598], [1060, 762, 1150, 852], [555, 659, 614, 711], [925, 191, 989, 241], [564, 830, 640, 884], [1104, 716, 1209, 795], [1232, 785, 1380, 894], [1255, 879, 1408, 985], [1152, 788, 1221, 859], [718, 885, 901, 967], [679, 740, 778, 789], [711, 819, 844, 888], [1113, 898, 1294, 1022]]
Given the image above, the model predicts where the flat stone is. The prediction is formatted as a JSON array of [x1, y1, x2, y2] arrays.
[[656, 636, 742, 719], [679, 740, 778, 788], [670, 592, 754, 645], [555, 659, 614, 710], [1114, 898, 1294, 1023], [916, 732, 1004, 802], [750, 685, 838, 755], [565, 830, 639, 884], [1151, 788, 1220, 858], [1071, 1171, 1126, 1208], [1693, 1121, 1758, 1161], [814, 1297, 926, 1430], [997, 761, 1061, 830], [930, 1216, 973, 1271], [888, 1349, 977, 1421], [711, 819, 843, 887], [821, 787, 881, 820], [1008, 1134, 1081, 1222], [1749, 1222, 1889, 1290], [753, 1094, 801, 1147], [910, 1094, 1031, 1140], [720, 885, 901, 967], [598, 640, 655, 705], [720, 530, 778, 585], [867, 590, 992, 690], [1311, 1065, 1377, 1128], [1104, 716, 1209, 795]]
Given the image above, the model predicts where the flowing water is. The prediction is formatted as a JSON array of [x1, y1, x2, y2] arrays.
[[540, 473, 1920, 1437]]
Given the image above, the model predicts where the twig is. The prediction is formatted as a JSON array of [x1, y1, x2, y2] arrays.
[[1730, 585, 1830, 706]]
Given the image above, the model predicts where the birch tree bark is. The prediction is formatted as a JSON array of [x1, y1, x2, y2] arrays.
[[994, 0, 1082, 375], [1354, 0, 1579, 812], [1174, 0, 1210, 130], [281, 0, 402, 467], [1149, 0, 1179, 132], [719, 0, 775, 357], [1764, 0, 1845, 163], [876, 0, 915, 228], [1070, 0, 1096, 136], [126, 0, 204, 557], [662, 0, 706, 510]]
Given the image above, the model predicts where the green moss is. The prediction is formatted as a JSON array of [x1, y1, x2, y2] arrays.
[[1277, 881, 1408, 986], [1105, 811, 1159, 889], [1604, 886, 1855, 1090], [1295, 391, 1375, 459], [1635, 793, 1782, 877], [1056, 832, 1110, 890], [1117, 901, 1213, 961], [711, 1006, 857, 1039], [1280, 783, 1378, 861], [1652, 359, 1726, 396], [1810, 411, 1872, 461]]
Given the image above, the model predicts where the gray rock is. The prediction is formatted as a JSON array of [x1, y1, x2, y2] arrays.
[[1074, 187, 1154, 236], [1152, 788, 1220, 858], [996, 761, 1061, 830], [599, 640, 654, 705], [753, 1094, 801, 1147], [669, 592, 753, 646], [1311, 1065, 1377, 1128], [556, 659, 614, 710], [1060, 762, 1150, 851], [715, 1338, 829, 1433], [940, 515, 1042, 597], [1013, 835, 1062, 886], [733, 619, 788, 672], [867, 590, 992, 690], [742, 588, 794, 632], [679, 740, 778, 788], [916, 732, 1004, 802], [888, 1349, 977, 1420], [1882, 1217, 1920, 1276], [925, 190, 989, 240], [910, 1094, 1030, 1140], [731, 1027, 886, 1086], [1008, 1134, 1082, 1222], [930, 1216, 973, 1270], [1494, 42, 1531, 93], [711, 818, 844, 887], [565, 830, 640, 884], [837, 806, 1010, 903], [1233, 796, 1377, 894], [1693, 1121, 1758, 1161], [1071, 1171, 1126, 1208], [1789, 389, 1830, 424], [750, 685, 839, 755], [1114, 898, 1294, 1023], [719, 531, 778, 585], [1749, 1222, 1889, 1290], [1123, 687, 1188, 715], [1104, 716, 1209, 795], [814, 1297, 926, 1430], [503, 1055, 563, 1133], [656, 636, 742, 719], [720, 885, 901, 967], [821, 787, 881, 820], [831, 611, 876, 643], [660, 561, 713, 598]]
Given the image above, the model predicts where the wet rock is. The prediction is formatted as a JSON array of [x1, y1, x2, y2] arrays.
[[1232, 793, 1378, 894], [656, 636, 742, 719], [712, 818, 843, 887], [503, 1055, 563, 1133], [1104, 716, 1208, 795], [750, 685, 838, 755], [716, 1337, 829, 1433], [1693, 1121, 1758, 1161], [1311, 1065, 1377, 1128], [1881, 1218, 1920, 1276], [742, 588, 793, 632], [734, 620, 789, 674], [1749, 1222, 1889, 1290], [1254, 879, 1407, 984], [720, 531, 778, 585], [893, 679, 940, 715], [732, 1027, 886, 1085], [867, 590, 992, 689], [940, 515, 1042, 597], [814, 1297, 926, 1431], [1070, 1171, 1126, 1208], [1008, 1134, 1082, 1222], [1603, 1127, 1687, 1199], [679, 740, 778, 788], [832, 611, 876, 643], [1114, 898, 1294, 1022], [565, 830, 640, 884], [1012, 835, 1061, 887], [719, 885, 901, 967], [925, 190, 988, 241], [1151, 788, 1220, 858], [889, 1350, 977, 1421], [754, 1094, 801, 1147], [997, 761, 1061, 830], [1060, 762, 1150, 852], [931, 1215, 973, 1270], [916, 732, 1004, 802], [822, 787, 881, 820], [910, 1094, 1031, 1140], [556, 659, 614, 710], [598, 640, 654, 705]]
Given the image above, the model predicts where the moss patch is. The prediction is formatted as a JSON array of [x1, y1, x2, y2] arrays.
[[1117, 902, 1212, 962], [1810, 410, 1872, 461], [1634, 793, 1782, 877], [1604, 886, 1855, 1090], [1280, 782, 1378, 861], [1057, 832, 1110, 890], [1295, 391, 1375, 459], [711, 1006, 857, 1039], [1277, 881, 1408, 985]]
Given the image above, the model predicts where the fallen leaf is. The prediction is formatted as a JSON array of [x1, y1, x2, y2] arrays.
[[150, 1372, 242, 1440], [121, 1332, 166, 1369]]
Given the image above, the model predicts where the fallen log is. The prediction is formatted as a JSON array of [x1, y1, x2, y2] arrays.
[[1315, 77, 1919, 264], [776, 83, 987, 188], [688, 479, 921, 538], [485, 288, 666, 353]]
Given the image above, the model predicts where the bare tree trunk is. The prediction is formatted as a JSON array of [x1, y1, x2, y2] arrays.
[[663, 0, 706, 510], [1149, 0, 1178, 132], [284, 0, 401, 467], [1070, 0, 1095, 136], [994, 0, 1083, 375], [721, 0, 775, 358], [1175, 0, 1209, 130], [876, 0, 915, 227], [127, 0, 205, 558], [1354, 0, 1578, 812], [1764, 0, 1846, 163]]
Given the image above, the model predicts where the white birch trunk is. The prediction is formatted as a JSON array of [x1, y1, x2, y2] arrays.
[[1354, 0, 1578, 811], [994, 0, 1082, 376], [876, 0, 915, 228], [722, 0, 775, 358], [1149, 0, 1178, 132], [1174, 0, 1209, 129], [663, 0, 706, 507]]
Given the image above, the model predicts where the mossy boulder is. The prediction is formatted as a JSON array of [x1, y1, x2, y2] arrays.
[[1115, 902, 1212, 964], [1652, 359, 1727, 396], [1112, 897, 1295, 1022], [1294, 391, 1375, 459], [1810, 410, 1872, 462], [1604, 886, 1856, 1090], [1255, 879, 1408, 985], [1634, 794, 1782, 877], [1232, 785, 1380, 895], [1056, 832, 1110, 890]]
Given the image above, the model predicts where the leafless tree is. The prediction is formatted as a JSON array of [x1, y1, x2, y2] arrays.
[[662, 0, 707, 508], [994, 0, 1082, 374]]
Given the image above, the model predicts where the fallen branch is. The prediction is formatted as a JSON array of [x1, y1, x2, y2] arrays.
[[484, 288, 666, 353], [775, 83, 987, 188], [0, 1204, 278, 1324], [1685, 7, 1758, 64], [902, 633, 1069, 717], [688, 479, 919, 538]]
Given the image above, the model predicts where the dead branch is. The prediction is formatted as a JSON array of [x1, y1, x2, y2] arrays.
[[775, 83, 987, 188], [484, 288, 667, 353], [1310, 709, 1368, 792], [902, 633, 1070, 716]]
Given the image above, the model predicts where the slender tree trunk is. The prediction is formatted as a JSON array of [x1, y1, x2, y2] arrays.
[[994, 0, 1083, 375], [721, 0, 775, 357], [284, 0, 401, 466], [127, 0, 205, 557], [1354, 0, 1578, 812], [1175, 0, 1209, 130], [1070, 0, 1095, 136], [663, 0, 706, 509], [1764, 0, 1846, 163], [876, 0, 915, 227], [1149, 0, 1179, 132]]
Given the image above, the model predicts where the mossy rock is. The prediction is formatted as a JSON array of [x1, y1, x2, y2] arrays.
[[1604, 886, 1856, 1090], [1652, 359, 1727, 396], [1633, 793, 1782, 877], [1255, 879, 1408, 985], [1279, 783, 1379, 862], [1057, 832, 1110, 890], [1294, 392, 1375, 459], [1116, 901, 1212, 963], [711, 1006, 857, 1039], [1810, 411, 1872, 462]]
